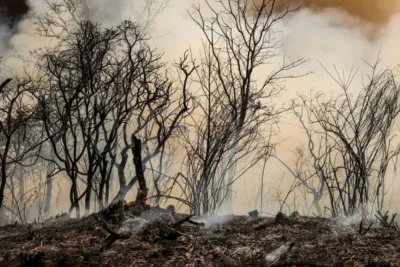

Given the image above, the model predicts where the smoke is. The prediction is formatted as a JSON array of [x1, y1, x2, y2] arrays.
[[273, 0, 400, 24], [2, 0, 400, 217], [0, 0, 29, 26], [119, 218, 148, 234], [230, 1, 400, 215], [265, 243, 293, 264], [0, 0, 28, 62]]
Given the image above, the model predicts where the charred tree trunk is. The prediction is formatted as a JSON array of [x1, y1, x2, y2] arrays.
[[0, 79, 12, 208], [131, 134, 148, 205], [0, 140, 11, 209]]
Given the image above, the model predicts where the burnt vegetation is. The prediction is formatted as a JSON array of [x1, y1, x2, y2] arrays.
[[0, 0, 399, 266]]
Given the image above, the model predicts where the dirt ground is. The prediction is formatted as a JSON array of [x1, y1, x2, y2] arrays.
[[0, 204, 398, 267]]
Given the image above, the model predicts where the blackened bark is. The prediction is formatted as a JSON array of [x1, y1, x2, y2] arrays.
[[131, 134, 147, 204]]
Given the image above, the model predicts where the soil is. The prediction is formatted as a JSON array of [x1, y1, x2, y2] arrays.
[[0, 204, 398, 267]]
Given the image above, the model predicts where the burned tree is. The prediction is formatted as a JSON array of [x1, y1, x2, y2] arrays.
[[34, 1, 167, 216], [190, 0, 305, 212], [34, 0, 194, 216], [299, 61, 400, 216], [131, 135, 147, 205], [174, 45, 272, 215], [0, 77, 43, 212], [271, 145, 325, 216], [110, 51, 195, 204]]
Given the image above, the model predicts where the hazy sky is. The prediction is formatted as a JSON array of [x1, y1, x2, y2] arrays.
[[275, 0, 400, 24], [2, 0, 400, 215]]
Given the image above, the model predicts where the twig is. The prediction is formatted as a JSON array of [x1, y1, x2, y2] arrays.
[[364, 222, 374, 235], [359, 221, 374, 236], [172, 214, 196, 228]]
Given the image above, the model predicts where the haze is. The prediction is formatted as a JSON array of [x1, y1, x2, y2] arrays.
[[275, 0, 400, 24], [1, 0, 400, 218]]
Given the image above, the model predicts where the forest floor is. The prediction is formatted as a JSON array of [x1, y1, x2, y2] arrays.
[[0, 203, 399, 267]]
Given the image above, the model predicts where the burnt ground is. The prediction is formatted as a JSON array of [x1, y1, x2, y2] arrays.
[[0, 204, 399, 267]]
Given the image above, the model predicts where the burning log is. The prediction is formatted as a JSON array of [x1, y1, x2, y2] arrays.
[[123, 200, 134, 207], [123, 197, 149, 209]]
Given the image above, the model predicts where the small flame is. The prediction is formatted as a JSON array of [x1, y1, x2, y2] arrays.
[[123, 196, 147, 207], [123, 200, 134, 207]]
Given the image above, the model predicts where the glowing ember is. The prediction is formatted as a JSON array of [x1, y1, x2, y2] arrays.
[[123, 196, 147, 207], [123, 200, 134, 207]]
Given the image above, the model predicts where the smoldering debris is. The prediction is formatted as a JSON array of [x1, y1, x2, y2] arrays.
[[119, 218, 148, 234], [265, 242, 294, 265], [0, 207, 400, 266], [333, 213, 363, 227], [203, 215, 233, 228]]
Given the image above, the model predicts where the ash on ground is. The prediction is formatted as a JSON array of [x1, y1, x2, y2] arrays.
[[0, 206, 398, 266]]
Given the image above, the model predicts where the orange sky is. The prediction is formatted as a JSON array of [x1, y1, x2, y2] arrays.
[[270, 0, 400, 24]]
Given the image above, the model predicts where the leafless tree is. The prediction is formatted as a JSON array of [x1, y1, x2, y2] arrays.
[[171, 44, 272, 215], [271, 108, 329, 216], [146, 139, 175, 206], [32, 0, 194, 217], [272, 147, 325, 216], [34, 1, 162, 216], [0, 77, 43, 211], [189, 0, 306, 212], [110, 51, 195, 203], [299, 60, 400, 217], [35, 20, 168, 216]]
